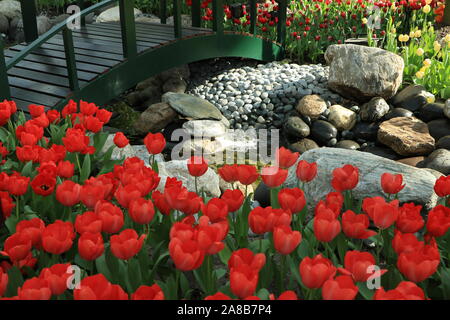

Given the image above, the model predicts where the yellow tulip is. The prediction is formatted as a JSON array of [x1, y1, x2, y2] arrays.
[[426, 95, 435, 103], [434, 41, 441, 52], [422, 4, 431, 14], [398, 34, 409, 42], [362, 18, 368, 24], [425, 0, 432, 4], [416, 48, 424, 56], [409, 31, 415, 38], [415, 71, 425, 79], [392, 28, 397, 34], [420, 66, 428, 73], [414, 30, 422, 38], [445, 34, 450, 43], [423, 58, 432, 66]]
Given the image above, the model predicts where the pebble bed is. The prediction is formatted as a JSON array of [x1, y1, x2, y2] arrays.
[[188, 62, 343, 130]]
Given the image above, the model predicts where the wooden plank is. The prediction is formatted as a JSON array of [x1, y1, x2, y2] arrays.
[[8, 76, 70, 98], [39, 41, 123, 61], [10, 86, 61, 106], [48, 35, 125, 55], [8, 67, 88, 87], [97, 21, 210, 35], [71, 29, 162, 48], [83, 24, 176, 42]]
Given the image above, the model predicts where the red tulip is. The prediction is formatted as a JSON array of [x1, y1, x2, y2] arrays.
[[95, 200, 124, 234], [17, 277, 51, 300], [381, 173, 405, 194], [114, 184, 142, 209], [362, 197, 399, 229], [434, 175, 450, 197], [230, 264, 259, 299], [396, 203, 424, 233], [164, 184, 190, 212], [110, 229, 145, 260], [80, 182, 106, 209], [392, 230, 424, 255], [276, 147, 299, 169], [28, 104, 45, 118], [270, 290, 298, 300], [261, 166, 288, 188], [426, 205, 450, 237], [248, 207, 291, 234], [152, 190, 172, 215], [178, 192, 203, 215], [338, 251, 387, 282], [55, 180, 81, 206], [15, 218, 45, 249], [169, 238, 204, 271], [314, 205, 341, 242], [75, 211, 103, 234], [322, 275, 358, 300], [205, 292, 232, 300], [39, 263, 72, 296], [202, 198, 228, 222], [79, 101, 98, 116], [374, 281, 426, 300], [296, 160, 317, 182], [144, 132, 166, 154], [342, 210, 377, 239], [7, 173, 30, 196], [128, 198, 155, 225], [132, 284, 164, 300], [96, 109, 113, 124], [324, 192, 344, 215], [41, 220, 75, 255], [299, 254, 336, 289], [236, 165, 259, 185], [221, 189, 244, 212], [228, 248, 266, 271], [331, 164, 359, 192], [278, 188, 306, 214], [31, 173, 56, 196], [197, 216, 226, 255], [218, 164, 239, 183], [0, 191, 14, 219], [273, 225, 302, 255], [73, 274, 128, 300], [78, 232, 104, 261], [1, 232, 32, 262], [0, 268, 7, 297], [397, 240, 440, 282], [0, 100, 16, 126], [113, 132, 129, 148], [56, 160, 74, 178], [187, 156, 208, 177], [62, 128, 92, 154]]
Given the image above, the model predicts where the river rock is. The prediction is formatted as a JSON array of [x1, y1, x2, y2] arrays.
[[285, 148, 440, 210], [397, 157, 425, 167], [427, 119, 450, 141], [162, 92, 223, 120], [444, 99, 450, 119], [390, 85, 425, 106], [385, 108, 413, 120], [352, 122, 379, 141], [162, 77, 187, 93], [0, 0, 21, 20], [327, 105, 357, 130], [335, 140, 360, 150], [96, 6, 142, 23], [166, 14, 192, 27], [296, 95, 327, 119], [289, 138, 319, 154], [0, 13, 8, 34], [360, 97, 390, 122], [378, 117, 435, 156], [420, 149, 450, 175], [361, 145, 401, 160], [284, 116, 310, 138], [325, 44, 404, 101], [390, 84, 432, 111], [182, 120, 227, 138], [436, 135, 450, 150], [418, 103, 445, 122], [310, 120, 338, 145], [133, 102, 178, 134]]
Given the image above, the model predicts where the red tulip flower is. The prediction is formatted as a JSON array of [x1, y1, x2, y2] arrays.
[[80, 182, 106, 209], [73, 274, 128, 300], [296, 160, 317, 183], [7, 173, 30, 196], [270, 290, 298, 300], [55, 180, 81, 207], [169, 238, 205, 271], [374, 281, 426, 300], [17, 277, 51, 300], [228, 248, 266, 271], [434, 176, 450, 197], [248, 207, 291, 234], [276, 147, 299, 169], [426, 205, 450, 237], [338, 251, 387, 282], [218, 164, 239, 183], [322, 275, 358, 300], [75, 211, 103, 234], [28, 104, 45, 118], [278, 188, 306, 214], [110, 229, 146, 260], [0, 268, 7, 297], [314, 205, 341, 242], [392, 230, 424, 255], [396, 203, 424, 233], [202, 198, 229, 222], [31, 173, 56, 197], [197, 216, 226, 255], [15, 218, 45, 249], [41, 220, 75, 255], [273, 225, 302, 255], [1, 232, 32, 262], [221, 189, 244, 212], [299, 254, 336, 289], [0, 100, 16, 126], [144, 132, 166, 154], [187, 156, 208, 177], [0, 191, 15, 219], [381, 173, 405, 195], [56, 160, 74, 178], [397, 240, 440, 282], [230, 264, 259, 299], [205, 292, 232, 300], [331, 164, 359, 192], [39, 263, 72, 296], [132, 284, 165, 300], [128, 198, 155, 225], [152, 190, 171, 215], [114, 184, 142, 209], [78, 232, 105, 261], [342, 210, 377, 239], [113, 132, 129, 148], [95, 200, 124, 234], [236, 165, 259, 185], [261, 166, 288, 188], [362, 197, 399, 229]]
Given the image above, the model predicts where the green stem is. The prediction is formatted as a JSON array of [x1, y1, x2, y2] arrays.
[[75, 154, 82, 176], [15, 196, 19, 220]]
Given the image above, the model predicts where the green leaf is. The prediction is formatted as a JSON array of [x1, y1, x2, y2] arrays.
[[95, 254, 113, 281], [79, 154, 91, 183], [127, 259, 142, 292], [357, 282, 375, 300], [218, 244, 232, 265], [215, 268, 227, 280], [256, 288, 270, 300], [20, 161, 33, 177], [5, 266, 24, 297], [105, 249, 120, 283], [439, 268, 450, 299], [148, 251, 170, 282], [4, 215, 18, 234]]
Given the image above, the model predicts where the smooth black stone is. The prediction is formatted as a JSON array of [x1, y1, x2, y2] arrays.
[[390, 84, 426, 107], [327, 138, 338, 147], [360, 145, 401, 160], [301, 115, 312, 126], [289, 138, 319, 153], [284, 116, 310, 139], [418, 103, 445, 122], [254, 182, 270, 208], [396, 93, 428, 112], [436, 135, 450, 150], [335, 140, 360, 150], [428, 119, 450, 141], [352, 122, 379, 141], [385, 108, 413, 120], [310, 120, 338, 145]]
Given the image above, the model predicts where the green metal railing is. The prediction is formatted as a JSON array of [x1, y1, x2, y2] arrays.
[[0, 0, 287, 102]]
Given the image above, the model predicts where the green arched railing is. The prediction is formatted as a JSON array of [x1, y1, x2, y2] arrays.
[[0, 0, 287, 105]]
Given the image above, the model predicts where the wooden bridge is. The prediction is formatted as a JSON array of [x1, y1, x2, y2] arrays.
[[0, 0, 286, 114]]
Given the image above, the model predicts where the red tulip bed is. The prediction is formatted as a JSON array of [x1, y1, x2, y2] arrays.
[[0, 99, 449, 300]]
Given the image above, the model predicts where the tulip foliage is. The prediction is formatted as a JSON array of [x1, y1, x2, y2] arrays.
[[0, 100, 450, 300]]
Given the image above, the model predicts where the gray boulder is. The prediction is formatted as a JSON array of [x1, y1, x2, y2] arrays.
[[420, 149, 450, 175], [96, 6, 142, 23], [0, 0, 21, 20], [0, 13, 8, 34], [162, 92, 223, 120], [360, 97, 390, 122]]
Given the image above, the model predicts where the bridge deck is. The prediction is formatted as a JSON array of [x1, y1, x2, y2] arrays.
[[4, 22, 211, 113]]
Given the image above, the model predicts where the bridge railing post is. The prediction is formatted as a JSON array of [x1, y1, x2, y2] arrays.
[[277, 0, 287, 47], [62, 28, 80, 92], [160, 0, 167, 24], [119, 0, 137, 58], [19, 0, 38, 43], [173, 0, 182, 38], [212, 0, 224, 36], [191, 0, 201, 27], [77, 0, 86, 26], [249, 0, 257, 35], [0, 35, 11, 101]]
